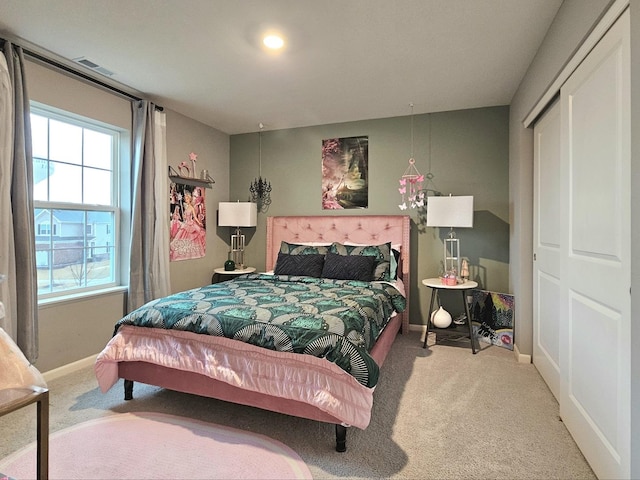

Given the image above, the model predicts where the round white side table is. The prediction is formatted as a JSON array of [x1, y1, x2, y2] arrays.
[[421, 278, 478, 353], [212, 266, 256, 283]]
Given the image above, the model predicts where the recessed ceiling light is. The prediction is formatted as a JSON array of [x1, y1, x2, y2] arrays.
[[263, 34, 284, 50]]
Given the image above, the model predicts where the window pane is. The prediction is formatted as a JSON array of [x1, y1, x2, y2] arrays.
[[33, 159, 50, 201], [51, 245, 85, 291], [83, 129, 112, 169], [87, 211, 115, 246], [49, 162, 82, 203], [84, 168, 112, 205], [34, 208, 52, 280], [34, 209, 116, 294], [49, 119, 82, 165], [86, 210, 115, 287], [30, 114, 48, 158]]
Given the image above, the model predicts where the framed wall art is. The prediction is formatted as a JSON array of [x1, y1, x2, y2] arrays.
[[322, 136, 368, 209], [169, 180, 207, 261]]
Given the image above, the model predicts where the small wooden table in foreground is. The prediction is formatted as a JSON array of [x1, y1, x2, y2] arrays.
[[0, 386, 49, 479]]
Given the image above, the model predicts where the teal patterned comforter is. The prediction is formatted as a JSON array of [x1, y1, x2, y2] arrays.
[[115, 273, 406, 388]]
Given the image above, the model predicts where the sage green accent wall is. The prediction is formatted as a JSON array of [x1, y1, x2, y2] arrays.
[[229, 106, 509, 326]]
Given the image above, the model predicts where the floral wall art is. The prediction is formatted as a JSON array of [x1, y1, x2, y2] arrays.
[[322, 136, 368, 209]]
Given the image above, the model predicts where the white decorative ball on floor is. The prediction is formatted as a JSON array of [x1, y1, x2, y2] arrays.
[[431, 306, 452, 328]]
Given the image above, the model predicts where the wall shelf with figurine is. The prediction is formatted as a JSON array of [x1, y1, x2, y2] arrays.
[[168, 166, 215, 189]]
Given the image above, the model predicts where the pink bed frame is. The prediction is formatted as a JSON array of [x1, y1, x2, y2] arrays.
[[114, 215, 410, 451]]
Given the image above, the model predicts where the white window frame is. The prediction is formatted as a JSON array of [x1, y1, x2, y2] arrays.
[[31, 102, 124, 300]]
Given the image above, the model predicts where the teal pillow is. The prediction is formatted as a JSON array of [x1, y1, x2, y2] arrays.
[[329, 242, 392, 281]]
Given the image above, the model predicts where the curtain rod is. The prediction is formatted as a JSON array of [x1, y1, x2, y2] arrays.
[[2, 37, 163, 111]]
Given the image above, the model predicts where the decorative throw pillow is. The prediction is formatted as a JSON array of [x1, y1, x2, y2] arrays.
[[329, 242, 392, 281], [321, 252, 375, 282], [274, 253, 325, 277], [279, 241, 329, 256], [390, 248, 401, 280]]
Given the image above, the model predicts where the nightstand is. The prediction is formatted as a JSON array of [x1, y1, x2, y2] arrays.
[[211, 266, 256, 283], [422, 277, 478, 353]]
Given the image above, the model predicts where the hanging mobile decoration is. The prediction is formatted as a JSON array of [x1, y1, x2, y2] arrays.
[[249, 123, 272, 213], [399, 103, 425, 210]]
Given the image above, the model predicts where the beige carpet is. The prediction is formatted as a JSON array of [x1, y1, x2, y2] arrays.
[[0, 331, 595, 479]]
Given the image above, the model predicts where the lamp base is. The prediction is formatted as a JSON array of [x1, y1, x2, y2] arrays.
[[230, 230, 245, 270], [444, 237, 461, 281]]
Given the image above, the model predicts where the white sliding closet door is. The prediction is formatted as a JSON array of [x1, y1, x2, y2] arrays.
[[533, 100, 561, 400], [559, 10, 630, 479]]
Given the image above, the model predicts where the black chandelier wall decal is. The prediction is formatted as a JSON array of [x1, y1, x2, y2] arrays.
[[249, 123, 272, 213]]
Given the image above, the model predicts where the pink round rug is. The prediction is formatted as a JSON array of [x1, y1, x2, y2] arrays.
[[0, 412, 312, 479]]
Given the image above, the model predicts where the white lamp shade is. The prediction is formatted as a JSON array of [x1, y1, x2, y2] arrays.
[[218, 202, 257, 227], [426, 195, 474, 228]]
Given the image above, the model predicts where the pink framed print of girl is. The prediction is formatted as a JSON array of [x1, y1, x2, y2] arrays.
[[169, 181, 207, 261]]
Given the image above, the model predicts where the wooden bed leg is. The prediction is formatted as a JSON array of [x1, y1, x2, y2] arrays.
[[335, 424, 347, 452], [124, 379, 133, 400]]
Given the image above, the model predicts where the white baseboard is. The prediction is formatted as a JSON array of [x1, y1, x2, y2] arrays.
[[513, 343, 532, 364], [42, 354, 98, 383]]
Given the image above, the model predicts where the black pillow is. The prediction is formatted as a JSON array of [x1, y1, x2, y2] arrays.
[[321, 252, 375, 282], [274, 253, 324, 277]]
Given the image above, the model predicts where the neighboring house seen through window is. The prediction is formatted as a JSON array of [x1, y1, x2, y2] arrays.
[[31, 105, 121, 298]]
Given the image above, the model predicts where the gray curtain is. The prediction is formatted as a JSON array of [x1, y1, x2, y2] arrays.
[[0, 42, 39, 362], [128, 100, 170, 312]]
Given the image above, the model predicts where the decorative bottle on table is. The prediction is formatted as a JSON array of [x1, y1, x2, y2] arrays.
[[431, 306, 452, 328], [224, 253, 235, 271]]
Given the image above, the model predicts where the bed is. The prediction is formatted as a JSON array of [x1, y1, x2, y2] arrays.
[[95, 215, 410, 451]]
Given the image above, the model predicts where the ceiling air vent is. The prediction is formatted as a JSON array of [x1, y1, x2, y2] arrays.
[[72, 57, 115, 77]]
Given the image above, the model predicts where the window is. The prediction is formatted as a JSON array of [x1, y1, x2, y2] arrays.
[[31, 105, 122, 298]]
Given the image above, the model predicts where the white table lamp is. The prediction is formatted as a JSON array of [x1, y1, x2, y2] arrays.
[[426, 195, 474, 281], [218, 202, 257, 269]]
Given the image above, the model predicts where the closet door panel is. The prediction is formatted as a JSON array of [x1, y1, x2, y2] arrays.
[[568, 293, 621, 444], [569, 50, 624, 259], [533, 100, 561, 399], [559, 10, 630, 479]]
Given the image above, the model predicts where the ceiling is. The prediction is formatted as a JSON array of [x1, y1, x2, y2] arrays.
[[0, 0, 562, 135]]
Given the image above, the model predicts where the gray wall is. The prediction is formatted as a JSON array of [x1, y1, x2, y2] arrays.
[[166, 109, 231, 293], [229, 107, 510, 326], [26, 60, 232, 372], [508, 0, 611, 358], [510, 0, 640, 473]]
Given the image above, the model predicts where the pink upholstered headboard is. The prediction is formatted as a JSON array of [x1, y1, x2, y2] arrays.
[[266, 215, 410, 333]]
